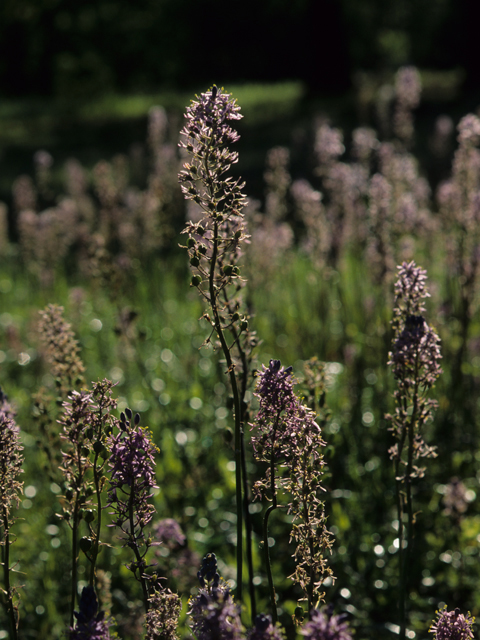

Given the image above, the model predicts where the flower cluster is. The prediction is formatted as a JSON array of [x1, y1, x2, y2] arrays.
[[38, 303, 85, 397], [0, 389, 23, 637], [251, 360, 334, 609], [69, 586, 110, 640], [152, 518, 200, 593], [387, 262, 442, 475], [299, 608, 353, 640], [0, 387, 23, 513], [145, 587, 182, 640], [107, 408, 159, 541], [188, 554, 243, 640], [429, 606, 475, 640], [178, 86, 249, 328], [248, 614, 285, 640], [58, 380, 117, 527]]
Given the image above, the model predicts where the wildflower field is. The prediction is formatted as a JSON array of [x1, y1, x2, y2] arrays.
[[1, 69, 480, 640]]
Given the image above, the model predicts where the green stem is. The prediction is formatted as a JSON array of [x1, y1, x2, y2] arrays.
[[264, 419, 281, 623], [89, 452, 103, 587], [263, 503, 278, 624], [223, 291, 256, 621], [70, 496, 80, 628], [207, 214, 243, 602], [128, 487, 150, 612]]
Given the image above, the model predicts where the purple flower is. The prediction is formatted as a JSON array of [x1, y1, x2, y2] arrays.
[[153, 518, 186, 550], [300, 608, 353, 640], [429, 606, 475, 640], [69, 586, 110, 640], [387, 262, 442, 472], [457, 114, 480, 146], [248, 614, 285, 640], [178, 86, 245, 216], [188, 552, 243, 640], [0, 389, 24, 515], [392, 261, 430, 322], [107, 408, 159, 545], [189, 589, 243, 640], [250, 361, 333, 608], [390, 314, 442, 389]]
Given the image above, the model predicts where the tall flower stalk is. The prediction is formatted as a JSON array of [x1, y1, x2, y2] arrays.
[[179, 86, 255, 608], [386, 261, 442, 640], [58, 380, 117, 627], [106, 408, 159, 613], [0, 389, 23, 640], [250, 361, 333, 621]]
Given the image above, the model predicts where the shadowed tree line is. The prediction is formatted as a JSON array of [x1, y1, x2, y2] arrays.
[[0, 0, 478, 100]]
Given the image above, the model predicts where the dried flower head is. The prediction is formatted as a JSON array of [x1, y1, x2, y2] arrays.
[[38, 304, 85, 397], [145, 587, 182, 640], [429, 606, 475, 640]]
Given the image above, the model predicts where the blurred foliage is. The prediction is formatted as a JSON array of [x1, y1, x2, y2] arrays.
[[1, 78, 480, 639], [0, 0, 478, 100]]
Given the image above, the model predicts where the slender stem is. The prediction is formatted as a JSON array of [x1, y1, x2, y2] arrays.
[[70, 495, 80, 628], [394, 392, 408, 640], [263, 504, 278, 624], [207, 210, 243, 602], [128, 486, 150, 612], [1, 511, 18, 640], [223, 291, 256, 621], [241, 433, 256, 621], [264, 419, 280, 623], [89, 452, 103, 587]]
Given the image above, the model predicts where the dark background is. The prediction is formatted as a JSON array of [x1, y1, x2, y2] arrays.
[[0, 0, 478, 100]]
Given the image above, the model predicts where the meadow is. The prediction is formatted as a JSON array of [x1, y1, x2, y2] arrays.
[[1, 69, 480, 640]]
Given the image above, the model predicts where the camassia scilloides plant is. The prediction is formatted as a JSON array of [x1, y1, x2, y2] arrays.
[[250, 360, 334, 623], [386, 261, 442, 640], [178, 85, 257, 612], [178, 86, 335, 629]]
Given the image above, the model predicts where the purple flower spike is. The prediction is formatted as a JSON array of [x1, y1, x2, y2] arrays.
[[300, 608, 353, 640], [107, 409, 159, 546], [69, 586, 110, 640], [430, 606, 475, 640]]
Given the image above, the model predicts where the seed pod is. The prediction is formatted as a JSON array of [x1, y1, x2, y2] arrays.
[[79, 537, 93, 553]]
